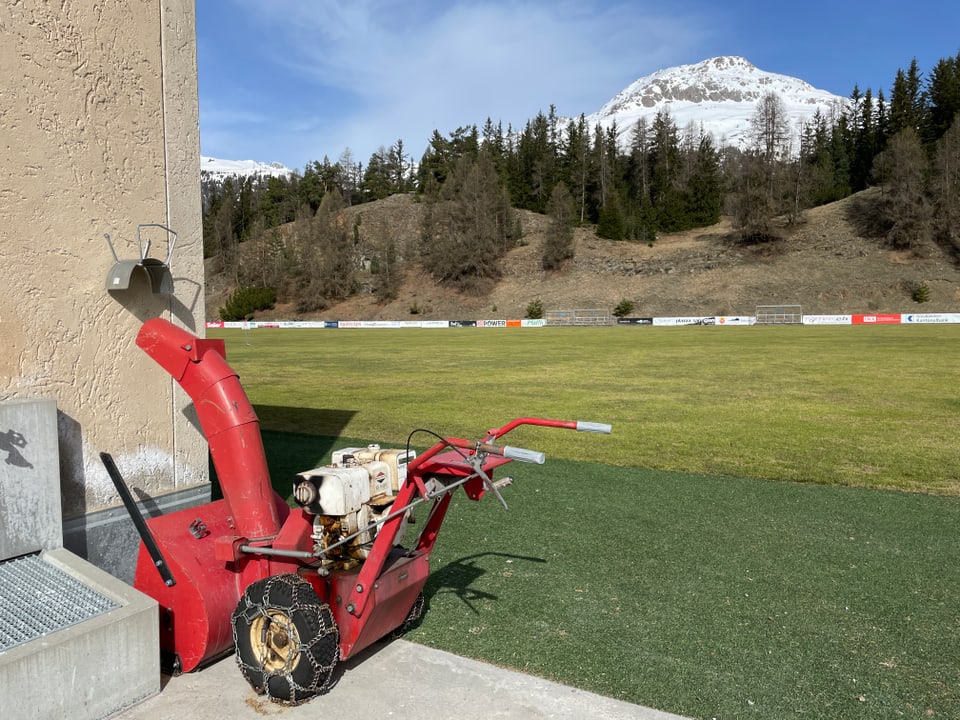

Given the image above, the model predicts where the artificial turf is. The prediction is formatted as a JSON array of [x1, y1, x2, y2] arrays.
[[256, 430, 960, 720]]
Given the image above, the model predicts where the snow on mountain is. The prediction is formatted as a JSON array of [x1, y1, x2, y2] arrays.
[[586, 56, 848, 151], [200, 156, 293, 181], [200, 57, 848, 179]]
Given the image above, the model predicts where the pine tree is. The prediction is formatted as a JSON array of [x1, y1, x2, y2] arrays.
[[362, 146, 393, 201], [596, 190, 625, 240], [848, 87, 879, 191], [923, 55, 960, 144], [374, 235, 403, 302], [685, 132, 723, 227], [543, 182, 575, 270], [888, 60, 924, 136], [649, 110, 684, 231], [389, 139, 410, 192], [561, 114, 590, 223], [298, 160, 327, 215]]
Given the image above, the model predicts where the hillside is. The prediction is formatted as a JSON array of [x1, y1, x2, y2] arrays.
[[206, 189, 960, 322]]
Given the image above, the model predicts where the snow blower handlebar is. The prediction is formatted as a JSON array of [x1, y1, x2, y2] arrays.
[[482, 416, 613, 442]]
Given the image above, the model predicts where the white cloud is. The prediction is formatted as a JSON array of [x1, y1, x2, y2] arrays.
[[202, 0, 712, 168]]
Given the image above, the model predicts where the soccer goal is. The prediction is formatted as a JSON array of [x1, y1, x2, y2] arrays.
[[755, 305, 803, 325]]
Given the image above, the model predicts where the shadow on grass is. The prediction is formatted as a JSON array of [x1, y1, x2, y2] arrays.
[[209, 405, 357, 502], [422, 552, 547, 615], [253, 405, 358, 437]]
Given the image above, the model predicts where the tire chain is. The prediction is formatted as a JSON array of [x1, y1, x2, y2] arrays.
[[232, 574, 340, 705]]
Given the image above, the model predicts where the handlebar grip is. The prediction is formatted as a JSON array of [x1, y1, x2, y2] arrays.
[[502, 445, 546, 464], [576, 421, 612, 434]]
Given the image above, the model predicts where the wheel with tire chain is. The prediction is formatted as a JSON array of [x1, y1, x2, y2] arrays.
[[231, 573, 339, 704]]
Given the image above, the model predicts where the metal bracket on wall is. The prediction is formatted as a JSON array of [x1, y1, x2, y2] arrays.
[[104, 223, 177, 294]]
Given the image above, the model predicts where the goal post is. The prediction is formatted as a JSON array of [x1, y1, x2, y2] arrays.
[[755, 305, 803, 325], [544, 309, 611, 326]]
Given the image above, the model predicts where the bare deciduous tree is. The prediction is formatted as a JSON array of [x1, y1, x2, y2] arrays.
[[422, 154, 515, 293], [932, 116, 960, 250], [872, 127, 933, 251]]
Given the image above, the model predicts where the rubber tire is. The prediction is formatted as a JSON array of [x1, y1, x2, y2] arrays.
[[231, 574, 339, 705]]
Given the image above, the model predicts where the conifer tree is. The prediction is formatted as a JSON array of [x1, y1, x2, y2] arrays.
[[685, 132, 723, 227], [596, 190, 625, 241], [562, 114, 590, 223], [362, 146, 393, 201], [374, 235, 403, 302], [924, 55, 960, 144], [543, 182, 575, 270], [888, 60, 924, 136], [649, 110, 684, 231]]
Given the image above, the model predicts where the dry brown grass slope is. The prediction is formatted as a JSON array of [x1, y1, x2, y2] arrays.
[[206, 188, 960, 321]]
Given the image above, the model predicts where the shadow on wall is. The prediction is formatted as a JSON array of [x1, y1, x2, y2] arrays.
[[0, 428, 33, 468], [102, 224, 203, 332], [208, 406, 359, 502], [105, 263, 203, 332], [57, 410, 85, 522]]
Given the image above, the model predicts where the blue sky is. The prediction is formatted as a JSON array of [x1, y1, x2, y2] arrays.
[[196, 1, 960, 172]]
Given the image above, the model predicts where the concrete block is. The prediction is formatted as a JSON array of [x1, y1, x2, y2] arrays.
[[0, 397, 61, 559], [0, 548, 159, 720]]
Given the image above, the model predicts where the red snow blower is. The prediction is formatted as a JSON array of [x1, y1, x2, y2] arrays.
[[104, 317, 611, 704]]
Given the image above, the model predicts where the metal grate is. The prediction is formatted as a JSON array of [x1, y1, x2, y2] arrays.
[[0, 553, 120, 652]]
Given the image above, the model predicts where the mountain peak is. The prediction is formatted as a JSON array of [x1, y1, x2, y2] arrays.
[[200, 156, 293, 181], [589, 56, 846, 149]]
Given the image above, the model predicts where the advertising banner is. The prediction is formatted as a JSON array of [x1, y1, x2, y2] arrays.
[[901, 313, 960, 324], [803, 315, 852, 325], [852, 314, 901, 325], [207, 311, 960, 330], [652, 317, 716, 326]]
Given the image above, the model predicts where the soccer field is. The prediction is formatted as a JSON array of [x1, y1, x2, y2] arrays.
[[210, 324, 960, 495], [207, 325, 960, 719]]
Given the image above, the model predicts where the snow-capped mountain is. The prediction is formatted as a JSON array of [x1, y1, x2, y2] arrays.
[[200, 57, 848, 178], [587, 56, 848, 151], [200, 156, 293, 181]]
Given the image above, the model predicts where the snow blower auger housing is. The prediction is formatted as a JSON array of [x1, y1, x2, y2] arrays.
[[121, 317, 611, 704]]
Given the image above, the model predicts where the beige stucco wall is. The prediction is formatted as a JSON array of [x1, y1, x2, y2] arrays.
[[0, 1, 207, 519]]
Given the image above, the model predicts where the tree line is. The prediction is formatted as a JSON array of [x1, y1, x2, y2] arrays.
[[205, 52, 960, 319]]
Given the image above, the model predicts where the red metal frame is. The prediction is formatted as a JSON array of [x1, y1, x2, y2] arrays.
[[132, 318, 603, 672]]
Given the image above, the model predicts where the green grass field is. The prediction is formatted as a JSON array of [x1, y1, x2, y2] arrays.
[[210, 325, 960, 719], [212, 325, 960, 495]]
